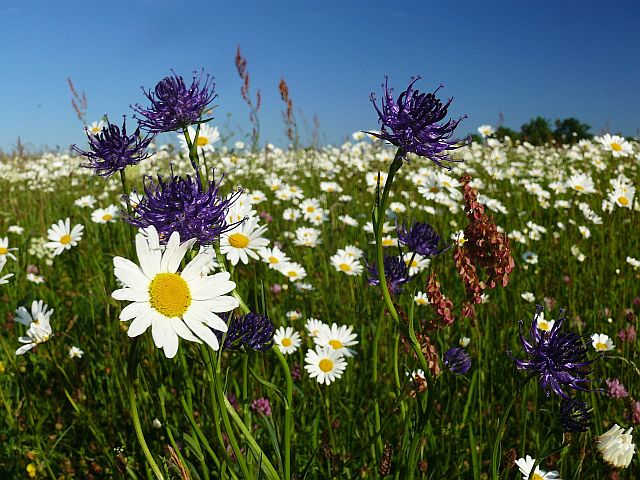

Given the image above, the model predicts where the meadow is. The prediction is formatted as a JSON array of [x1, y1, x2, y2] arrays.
[[0, 74, 638, 480]]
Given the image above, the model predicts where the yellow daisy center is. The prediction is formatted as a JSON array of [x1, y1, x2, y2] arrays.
[[531, 475, 543, 480], [196, 136, 209, 146], [102, 214, 113, 222], [611, 142, 622, 151], [60, 234, 72, 245], [319, 358, 334, 372], [595, 342, 607, 351], [149, 272, 191, 318], [281, 338, 292, 347], [574, 185, 585, 191], [382, 238, 395, 246], [539, 322, 551, 331], [306, 206, 315, 212], [618, 196, 629, 206], [416, 298, 427, 305], [339, 263, 352, 272], [442, 181, 451, 188], [268, 256, 279, 264], [229, 233, 250, 248], [0, 247, 7, 255], [430, 186, 439, 193], [287, 270, 298, 278], [329, 339, 343, 349]]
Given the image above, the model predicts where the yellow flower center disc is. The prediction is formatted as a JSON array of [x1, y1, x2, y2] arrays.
[[229, 233, 249, 248], [281, 338, 292, 347], [329, 339, 343, 349], [197, 136, 209, 146], [319, 358, 334, 373], [60, 234, 72, 245], [149, 272, 191, 318]]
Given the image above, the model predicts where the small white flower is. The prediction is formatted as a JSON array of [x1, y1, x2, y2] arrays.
[[68, 346, 84, 358], [515, 455, 561, 480], [596, 424, 635, 469], [152, 418, 162, 429], [304, 347, 347, 385], [414, 292, 429, 306], [459, 337, 470, 348], [521, 292, 535, 303], [591, 333, 615, 352], [273, 326, 302, 354]]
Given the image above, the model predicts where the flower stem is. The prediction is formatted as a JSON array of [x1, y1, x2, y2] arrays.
[[373, 149, 432, 378], [371, 307, 385, 457], [274, 347, 293, 480], [128, 380, 164, 479]]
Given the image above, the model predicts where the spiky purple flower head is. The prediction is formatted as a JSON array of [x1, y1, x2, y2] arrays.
[[72, 117, 153, 177], [444, 347, 472, 374], [367, 76, 468, 168], [397, 221, 445, 257], [132, 70, 217, 133], [560, 398, 592, 432], [367, 255, 412, 295], [223, 312, 275, 352], [508, 305, 599, 400], [126, 168, 240, 246]]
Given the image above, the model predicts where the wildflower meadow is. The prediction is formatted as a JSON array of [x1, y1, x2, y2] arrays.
[[0, 69, 638, 480]]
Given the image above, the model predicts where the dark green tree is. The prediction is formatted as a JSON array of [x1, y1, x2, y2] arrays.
[[495, 126, 520, 142], [520, 117, 554, 145], [553, 117, 592, 145]]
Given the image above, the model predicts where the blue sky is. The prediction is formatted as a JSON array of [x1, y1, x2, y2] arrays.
[[1, 0, 639, 152]]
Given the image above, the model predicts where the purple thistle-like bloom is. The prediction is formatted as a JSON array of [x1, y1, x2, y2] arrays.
[[368, 76, 468, 168], [127, 168, 240, 245], [397, 221, 445, 257], [559, 399, 592, 432], [72, 117, 152, 177], [368, 255, 412, 295], [444, 347, 472, 374], [132, 70, 217, 133], [508, 305, 599, 400], [223, 312, 275, 352]]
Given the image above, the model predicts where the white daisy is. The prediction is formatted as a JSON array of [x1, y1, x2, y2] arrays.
[[0, 237, 18, 261], [15, 300, 54, 355], [86, 120, 105, 135], [111, 226, 239, 358], [535, 312, 555, 332], [273, 327, 302, 354], [74, 195, 96, 208], [329, 252, 363, 276], [68, 346, 84, 358], [26, 273, 45, 284], [286, 310, 303, 322], [597, 134, 633, 158], [305, 318, 328, 337], [414, 292, 429, 306], [566, 172, 595, 195], [277, 261, 307, 282], [591, 333, 615, 352], [0, 257, 14, 285], [8, 225, 24, 235], [338, 214, 358, 227], [521, 292, 535, 303], [596, 424, 635, 469], [459, 337, 471, 348], [304, 347, 347, 385], [220, 216, 270, 266], [403, 252, 430, 276], [91, 205, 120, 224], [259, 246, 290, 270], [314, 323, 358, 357], [515, 455, 561, 480], [178, 124, 220, 155], [44, 218, 84, 256], [477, 124, 495, 137]]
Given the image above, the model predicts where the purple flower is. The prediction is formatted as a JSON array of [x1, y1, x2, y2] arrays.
[[223, 312, 274, 352], [508, 305, 599, 400], [606, 378, 629, 398], [559, 399, 592, 432], [397, 221, 445, 257], [126, 169, 240, 245], [72, 117, 152, 177], [444, 347, 472, 374], [618, 325, 636, 343], [368, 76, 468, 168], [367, 255, 412, 295], [250, 397, 272, 417], [132, 70, 217, 133], [631, 399, 640, 425]]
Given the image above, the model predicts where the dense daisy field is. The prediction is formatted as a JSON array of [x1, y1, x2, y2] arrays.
[[0, 77, 639, 479]]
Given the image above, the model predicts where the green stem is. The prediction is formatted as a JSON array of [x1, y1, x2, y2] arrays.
[[128, 381, 164, 480], [491, 374, 535, 480], [373, 149, 432, 378], [371, 308, 385, 456], [274, 347, 293, 480]]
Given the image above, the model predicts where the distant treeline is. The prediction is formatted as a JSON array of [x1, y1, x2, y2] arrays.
[[471, 117, 632, 146]]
